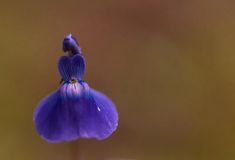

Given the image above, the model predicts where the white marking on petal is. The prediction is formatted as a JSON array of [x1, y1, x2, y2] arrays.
[[60, 82, 83, 99]]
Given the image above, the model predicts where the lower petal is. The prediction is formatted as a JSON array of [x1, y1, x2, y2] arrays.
[[33, 90, 80, 143], [77, 88, 118, 140], [34, 85, 118, 142]]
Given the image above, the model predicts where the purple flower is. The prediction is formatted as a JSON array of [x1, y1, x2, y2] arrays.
[[33, 34, 118, 143]]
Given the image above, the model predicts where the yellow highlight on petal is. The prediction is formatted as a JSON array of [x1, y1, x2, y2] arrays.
[[70, 79, 77, 84]]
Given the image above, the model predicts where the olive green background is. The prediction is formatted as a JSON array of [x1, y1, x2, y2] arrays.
[[0, 0, 235, 160]]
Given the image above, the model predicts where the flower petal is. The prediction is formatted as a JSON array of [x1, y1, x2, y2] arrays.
[[77, 88, 118, 140], [58, 56, 71, 82], [34, 84, 118, 142], [71, 54, 85, 80], [33, 90, 81, 143]]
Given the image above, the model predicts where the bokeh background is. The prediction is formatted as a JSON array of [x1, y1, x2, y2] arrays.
[[1, 0, 235, 159]]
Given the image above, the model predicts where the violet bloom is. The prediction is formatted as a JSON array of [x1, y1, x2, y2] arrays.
[[33, 34, 118, 143]]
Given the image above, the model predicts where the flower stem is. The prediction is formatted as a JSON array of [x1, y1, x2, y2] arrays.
[[69, 142, 80, 160]]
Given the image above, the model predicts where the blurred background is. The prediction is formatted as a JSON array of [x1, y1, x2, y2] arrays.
[[0, 0, 235, 159]]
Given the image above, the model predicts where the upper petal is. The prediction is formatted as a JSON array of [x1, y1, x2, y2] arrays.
[[58, 56, 71, 82], [71, 54, 85, 80]]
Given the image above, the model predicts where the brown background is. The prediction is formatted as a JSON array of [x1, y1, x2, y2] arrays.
[[0, 0, 235, 159]]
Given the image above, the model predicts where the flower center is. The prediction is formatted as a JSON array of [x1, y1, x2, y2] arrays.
[[70, 79, 77, 84]]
